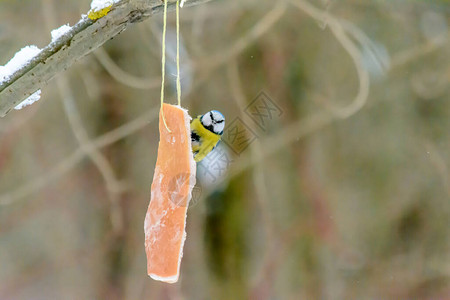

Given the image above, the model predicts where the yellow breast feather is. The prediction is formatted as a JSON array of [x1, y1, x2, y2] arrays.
[[190, 116, 221, 162]]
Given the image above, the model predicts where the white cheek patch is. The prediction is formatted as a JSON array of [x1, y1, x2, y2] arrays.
[[202, 114, 213, 126], [214, 123, 225, 134]]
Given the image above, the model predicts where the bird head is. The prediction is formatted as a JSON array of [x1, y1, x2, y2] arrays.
[[201, 110, 225, 135]]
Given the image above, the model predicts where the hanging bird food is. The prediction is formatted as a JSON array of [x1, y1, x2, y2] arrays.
[[144, 103, 196, 283]]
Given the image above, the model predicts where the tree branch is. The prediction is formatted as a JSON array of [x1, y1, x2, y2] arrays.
[[0, 0, 212, 117]]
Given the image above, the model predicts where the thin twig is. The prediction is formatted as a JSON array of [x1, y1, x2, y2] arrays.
[[289, 0, 370, 119], [196, 2, 287, 70], [93, 47, 161, 89]]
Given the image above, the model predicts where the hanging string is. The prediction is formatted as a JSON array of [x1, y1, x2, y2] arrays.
[[176, 0, 181, 107], [160, 0, 182, 131], [160, 0, 171, 132]]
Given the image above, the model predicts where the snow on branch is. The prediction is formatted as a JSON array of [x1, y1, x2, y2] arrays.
[[0, 0, 212, 117]]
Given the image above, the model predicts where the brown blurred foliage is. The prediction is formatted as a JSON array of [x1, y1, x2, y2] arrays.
[[0, 0, 449, 299]]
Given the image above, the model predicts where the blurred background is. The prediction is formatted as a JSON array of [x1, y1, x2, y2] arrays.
[[1, 0, 449, 299]]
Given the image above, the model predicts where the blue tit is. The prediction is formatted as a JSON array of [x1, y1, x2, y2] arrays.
[[190, 110, 225, 162]]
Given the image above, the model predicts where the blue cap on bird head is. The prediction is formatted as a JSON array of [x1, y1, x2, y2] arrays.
[[201, 110, 225, 135]]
